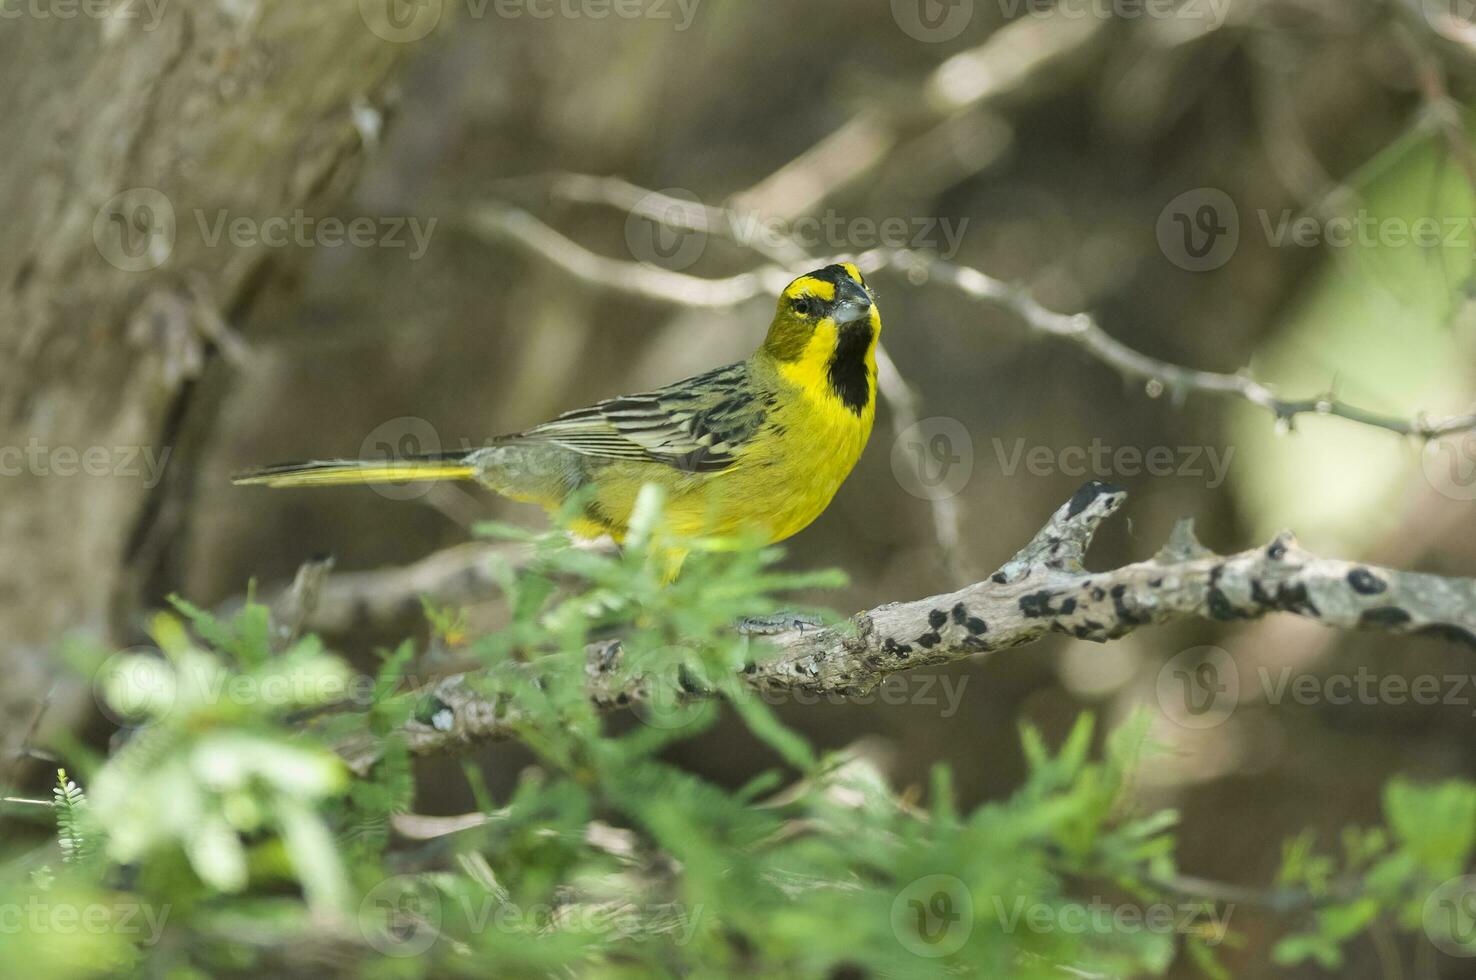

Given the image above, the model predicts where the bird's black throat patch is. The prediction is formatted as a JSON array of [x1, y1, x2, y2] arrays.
[[827, 321, 874, 415]]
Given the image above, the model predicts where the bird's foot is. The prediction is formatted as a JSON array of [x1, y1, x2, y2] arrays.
[[736, 612, 824, 636]]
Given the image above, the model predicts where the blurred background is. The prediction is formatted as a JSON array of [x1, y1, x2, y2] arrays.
[[4, 0, 1476, 974]]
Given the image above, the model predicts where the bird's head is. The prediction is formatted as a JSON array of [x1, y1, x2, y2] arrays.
[[761, 262, 879, 364]]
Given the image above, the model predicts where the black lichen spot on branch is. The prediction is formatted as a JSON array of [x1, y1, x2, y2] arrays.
[[1111, 584, 1152, 626], [1359, 607, 1412, 628], [1250, 579, 1320, 617], [1347, 568, 1388, 595], [1020, 591, 1062, 618], [1066, 480, 1124, 519], [951, 602, 988, 634]]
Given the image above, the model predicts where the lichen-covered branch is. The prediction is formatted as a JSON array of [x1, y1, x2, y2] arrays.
[[339, 481, 1476, 773]]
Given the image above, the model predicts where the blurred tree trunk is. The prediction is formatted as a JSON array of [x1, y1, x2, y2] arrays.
[[0, 3, 416, 778]]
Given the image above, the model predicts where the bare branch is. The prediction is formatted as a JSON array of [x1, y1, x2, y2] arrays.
[[732, 14, 1108, 220], [474, 189, 1476, 442], [878, 249, 1476, 440], [339, 481, 1476, 773]]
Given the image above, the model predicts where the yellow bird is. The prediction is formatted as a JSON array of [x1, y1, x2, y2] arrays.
[[234, 263, 880, 560]]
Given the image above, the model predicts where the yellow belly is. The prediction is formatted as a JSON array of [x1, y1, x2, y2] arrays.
[[570, 392, 873, 546]]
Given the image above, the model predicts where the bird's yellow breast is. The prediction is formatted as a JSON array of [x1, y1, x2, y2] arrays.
[[575, 317, 878, 546]]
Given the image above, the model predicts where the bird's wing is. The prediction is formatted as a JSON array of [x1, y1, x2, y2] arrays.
[[515, 363, 766, 474]]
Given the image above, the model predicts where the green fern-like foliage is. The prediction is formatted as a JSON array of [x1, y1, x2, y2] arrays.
[[53, 768, 93, 865], [3, 490, 1471, 978]]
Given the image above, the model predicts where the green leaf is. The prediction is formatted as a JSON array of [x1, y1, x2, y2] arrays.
[[1383, 778, 1476, 875]]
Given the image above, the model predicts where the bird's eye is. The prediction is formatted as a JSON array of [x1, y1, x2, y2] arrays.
[[793, 296, 819, 317]]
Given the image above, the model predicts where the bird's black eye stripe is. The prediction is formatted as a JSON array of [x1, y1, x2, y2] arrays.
[[793, 296, 819, 316]]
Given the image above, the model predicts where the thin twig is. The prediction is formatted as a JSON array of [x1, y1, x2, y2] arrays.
[[470, 199, 1476, 441]]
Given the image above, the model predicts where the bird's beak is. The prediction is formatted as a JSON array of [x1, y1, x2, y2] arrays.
[[832, 278, 873, 324]]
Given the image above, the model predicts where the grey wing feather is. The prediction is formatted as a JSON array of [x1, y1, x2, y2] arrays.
[[514, 363, 761, 474]]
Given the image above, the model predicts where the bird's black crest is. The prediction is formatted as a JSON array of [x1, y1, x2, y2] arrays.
[[807, 263, 864, 287]]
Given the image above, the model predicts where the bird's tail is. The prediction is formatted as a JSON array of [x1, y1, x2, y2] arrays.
[[232, 452, 477, 489]]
